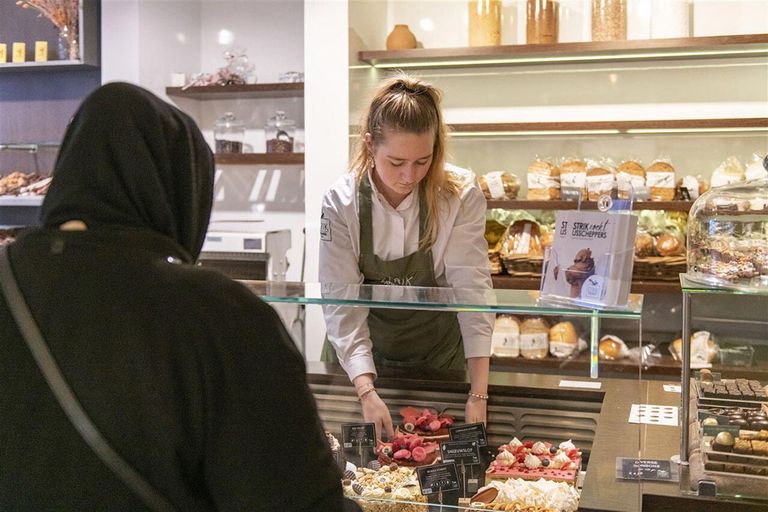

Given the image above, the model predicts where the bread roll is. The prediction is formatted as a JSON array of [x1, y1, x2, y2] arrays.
[[670, 332, 718, 363], [646, 160, 676, 201], [599, 336, 625, 361], [655, 233, 685, 257], [527, 159, 560, 200], [549, 321, 578, 358], [520, 317, 550, 359], [635, 231, 655, 257]]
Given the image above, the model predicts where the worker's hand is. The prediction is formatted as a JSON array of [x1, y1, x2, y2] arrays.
[[465, 395, 487, 425], [360, 391, 394, 441]]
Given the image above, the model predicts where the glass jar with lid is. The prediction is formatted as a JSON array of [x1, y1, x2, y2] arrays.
[[213, 112, 245, 154], [527, 0, 559, 44], [686, 177, 768, 292], [591, 0, 627, 41], [265, 111, 295, 153]]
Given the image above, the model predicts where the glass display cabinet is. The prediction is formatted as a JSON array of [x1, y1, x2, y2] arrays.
[[246, 281, 653, 511]]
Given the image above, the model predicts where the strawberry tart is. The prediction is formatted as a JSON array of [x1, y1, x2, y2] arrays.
[[376, 433, 439, 467], [486, 438, 582, 484], [396, 406, 454, 441]]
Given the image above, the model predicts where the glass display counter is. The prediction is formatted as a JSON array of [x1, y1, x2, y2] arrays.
[[246, 280, 650, 511], [678, 275, 768, 503]]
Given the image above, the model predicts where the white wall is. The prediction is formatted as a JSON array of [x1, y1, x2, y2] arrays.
[[304, 0, 350, 362]]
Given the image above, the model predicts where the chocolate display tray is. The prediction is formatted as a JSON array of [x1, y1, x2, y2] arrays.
[[695, 380, 768, 408], [701, 437, 768, 467]]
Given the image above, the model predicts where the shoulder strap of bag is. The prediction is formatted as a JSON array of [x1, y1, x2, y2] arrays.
[[0, 247, 176, 512]]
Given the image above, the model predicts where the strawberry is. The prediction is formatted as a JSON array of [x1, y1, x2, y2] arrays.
[[567, 449, 580, 459], [393, 449, 411, 460], [523, 441, 534, 449], [411, 446, 427, 462], [516, 453, 526, 463], [428, 420, 442, 432], [515, 445, 526, 454]]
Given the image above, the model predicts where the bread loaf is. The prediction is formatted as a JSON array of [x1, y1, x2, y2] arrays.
[[526, 159, 560, 200], [520, 317, 550, 359], [646, 160, 676, 201]]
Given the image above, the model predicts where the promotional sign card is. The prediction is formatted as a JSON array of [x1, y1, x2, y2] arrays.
[[342, 423, 377, 467], [541, 210, 637, 308]]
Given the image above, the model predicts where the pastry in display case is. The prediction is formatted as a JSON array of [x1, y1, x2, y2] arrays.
[[342, 463, 428, 511], [686, 178, 768, 291], [396, 406, 454, 440], [486, 438, 582, 484], [376, 433, 440, 466]]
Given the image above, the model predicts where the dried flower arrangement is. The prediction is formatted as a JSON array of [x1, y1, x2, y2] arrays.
[[15, 0, 80, 60]]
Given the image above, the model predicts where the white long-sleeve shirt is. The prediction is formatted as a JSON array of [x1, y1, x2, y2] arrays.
[[319, 166, 494, 381]]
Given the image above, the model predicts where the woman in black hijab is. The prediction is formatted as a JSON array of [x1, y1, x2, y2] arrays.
[[0, 83, 345, 511]]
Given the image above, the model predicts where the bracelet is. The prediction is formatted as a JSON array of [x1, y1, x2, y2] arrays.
[[358, 386, 377, 401], [468, 391, 489, 400]]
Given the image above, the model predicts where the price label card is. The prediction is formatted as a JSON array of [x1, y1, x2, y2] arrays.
[[616, 458, 678, 482], [417, 462, 461, 495], [440, 441, 480, 465], [448, 422, 487, 447], [341, 423, 376, 449]]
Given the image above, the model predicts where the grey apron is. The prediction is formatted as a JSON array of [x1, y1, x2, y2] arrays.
[[322, 173, 464, 371]]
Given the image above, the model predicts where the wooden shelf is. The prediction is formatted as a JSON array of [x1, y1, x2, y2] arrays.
[[491, 353, 768, 380], [358, 34, 768, 68], [449, 118, 768, 134], [214, 153, 304, 165], [492, 274, 682, 294], [0, 60, 98, 73], [166, 83, 303, 100], [487, 199, 694, 212]]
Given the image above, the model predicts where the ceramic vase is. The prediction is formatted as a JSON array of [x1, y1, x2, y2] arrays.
[[386, 24, 417, 50]]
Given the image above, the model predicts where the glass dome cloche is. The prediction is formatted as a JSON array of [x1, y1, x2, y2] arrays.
[[686, 177, 768, 292]]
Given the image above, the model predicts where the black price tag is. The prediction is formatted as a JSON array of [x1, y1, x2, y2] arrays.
[[440, 440, 480, 465], [617, 458, 677, 482], [341, 423, 376, 449], [448, 422, 487, 447], [417, 462, 461, 495]]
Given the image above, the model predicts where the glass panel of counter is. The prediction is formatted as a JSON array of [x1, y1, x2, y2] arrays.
[[240, 280, 643, 319], [677, 274, 768, 505]]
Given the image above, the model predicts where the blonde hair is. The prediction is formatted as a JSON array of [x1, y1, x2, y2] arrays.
[[351, 74, 464, 250]]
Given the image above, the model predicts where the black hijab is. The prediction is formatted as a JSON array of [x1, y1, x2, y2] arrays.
[[41, 82, 214, 261]]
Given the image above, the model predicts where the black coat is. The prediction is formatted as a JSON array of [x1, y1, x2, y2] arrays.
[[0, 83, 344, 511]]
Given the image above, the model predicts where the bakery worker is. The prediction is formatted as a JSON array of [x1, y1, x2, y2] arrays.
[[319, 75, 494, 439]]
